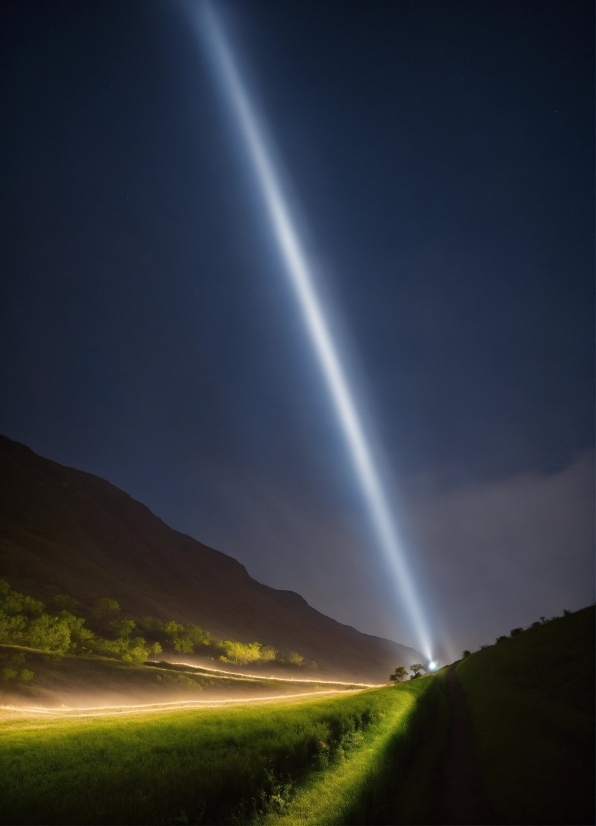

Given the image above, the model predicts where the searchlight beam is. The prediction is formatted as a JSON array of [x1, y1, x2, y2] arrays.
[[195, 0, 433, 661]]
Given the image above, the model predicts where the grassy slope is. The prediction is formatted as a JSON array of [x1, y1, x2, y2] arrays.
[[264, 674, 448, 826], [0, 677, 448, 826], [457, 606, 595, 825], [0, 688, 401, 825], [1, 605, 591, 826], [0, 644, 360, 707]]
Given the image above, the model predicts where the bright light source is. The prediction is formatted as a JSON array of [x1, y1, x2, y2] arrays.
[[191, 0, 434, 661], [427, 660, 438, 672]]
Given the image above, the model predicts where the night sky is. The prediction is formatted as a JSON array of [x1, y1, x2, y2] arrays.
[[1, 0, 593, 661]]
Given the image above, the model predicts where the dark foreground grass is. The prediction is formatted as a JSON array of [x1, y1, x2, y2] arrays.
[[457, 606, 595, 825], [0, 683, 441, 825]]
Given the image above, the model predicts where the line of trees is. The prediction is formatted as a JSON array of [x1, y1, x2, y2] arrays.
[[389, 663, 424, 683], [0, 581, 310, 670], [461, 608, 577, 659]]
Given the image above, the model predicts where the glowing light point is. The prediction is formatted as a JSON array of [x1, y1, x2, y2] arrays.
[[192, 0, 435, 661], [427, 660, 439, 672]]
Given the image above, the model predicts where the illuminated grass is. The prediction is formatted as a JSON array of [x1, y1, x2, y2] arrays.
[[263, 674, 448, 826], [262, 689, 417, 826], [0, 678, 449, 825], [0, 685, 433, 825]]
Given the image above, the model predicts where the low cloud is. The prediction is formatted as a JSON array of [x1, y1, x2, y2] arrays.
[[184, 452, 594, 664], [407, 453, 595, 660]]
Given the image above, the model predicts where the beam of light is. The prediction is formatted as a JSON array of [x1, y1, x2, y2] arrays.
[[192, 0, 433, 662]]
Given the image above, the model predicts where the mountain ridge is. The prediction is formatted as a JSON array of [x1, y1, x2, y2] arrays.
[[0, 434, 420, 680]]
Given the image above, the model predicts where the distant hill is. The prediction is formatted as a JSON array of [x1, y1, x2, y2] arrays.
[[0, 435, 420, 681]]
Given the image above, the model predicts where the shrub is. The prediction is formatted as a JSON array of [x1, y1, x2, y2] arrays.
[[26, 614, 71, 654], [107, 619, 136, 639], [93, 598, 121, 622], [409, 663, 424, 679], [140, 616, 164, 633], [219, 641, 264, 665], [52, 595, 80, 613], [173, 637, 193, 654], [0, 582, 299, 673], [390, 666, 408, 683], [260, 646, 277, 662], [510, 627, 523, 637], [288, 651, 304, 666]]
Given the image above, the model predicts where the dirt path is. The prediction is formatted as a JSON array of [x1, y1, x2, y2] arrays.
[[432, 663, 493, 825]]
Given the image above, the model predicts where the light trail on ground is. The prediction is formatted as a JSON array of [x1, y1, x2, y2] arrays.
[[168, 660, 381, 687], [0, 689, 366, 719], [189, 0, 434, 663]]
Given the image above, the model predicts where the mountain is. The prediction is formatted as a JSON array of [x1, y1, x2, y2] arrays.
[[0, 435, 420, 680]]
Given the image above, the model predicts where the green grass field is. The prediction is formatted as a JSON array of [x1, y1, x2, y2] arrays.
[[0, 680, 445, 825], [457, 605, 595, 825], [263, 672, 448, 826], [0, 606, 592, 825]]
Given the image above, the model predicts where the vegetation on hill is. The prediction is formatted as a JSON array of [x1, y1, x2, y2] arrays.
[[0, 434, 419, 681], [457, 605, 595, 825], [0, 645, 352, 707], [0, 580, 309, 686]]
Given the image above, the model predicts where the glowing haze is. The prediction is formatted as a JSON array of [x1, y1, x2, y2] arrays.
[[190, 0, 433, 662]]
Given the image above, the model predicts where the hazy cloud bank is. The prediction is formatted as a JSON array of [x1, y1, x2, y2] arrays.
[[201, 452, 594, 663], [407, 452, 594, 660]]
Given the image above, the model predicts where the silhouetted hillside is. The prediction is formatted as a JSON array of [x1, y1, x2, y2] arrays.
[[0, 435, 419, 680]]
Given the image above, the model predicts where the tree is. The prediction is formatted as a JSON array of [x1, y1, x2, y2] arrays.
[[93, 598, 121, 621], [409, 663, 424, 679], [108, 618, 136, 639], [219, 641, 263, 665], [26, 614, 71, 654], [122, 637, 150, 664], [389, 665, 408, 683], [259, 645, 277, 663], [53, 595, 80, 614], [288, 651, 304, 666], [462, 649, 471, 658], [173, 636, 193, 654]]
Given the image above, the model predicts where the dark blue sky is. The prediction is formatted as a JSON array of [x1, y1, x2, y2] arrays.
[[1, 0, 593, 659]]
